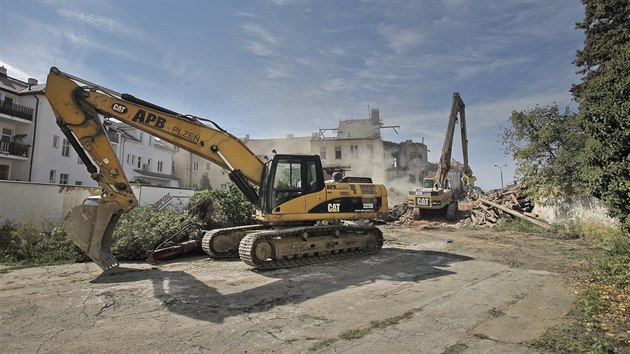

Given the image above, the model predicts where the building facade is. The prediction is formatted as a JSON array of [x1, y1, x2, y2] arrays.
[[173, 108, 438, 204]]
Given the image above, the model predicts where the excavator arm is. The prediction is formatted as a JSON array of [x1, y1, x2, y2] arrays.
[[433, 92, 476, 189], [45, 67, 264, 269]]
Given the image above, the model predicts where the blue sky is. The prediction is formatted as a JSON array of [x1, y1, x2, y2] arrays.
[[0, 0, 584, 190]]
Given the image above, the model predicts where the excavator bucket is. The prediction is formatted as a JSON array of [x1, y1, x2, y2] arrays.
[[63, 203, 123, 271]]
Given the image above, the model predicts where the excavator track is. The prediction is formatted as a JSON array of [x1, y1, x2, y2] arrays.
[[201, 224, 270, 258], [239, 224, 383, 270]]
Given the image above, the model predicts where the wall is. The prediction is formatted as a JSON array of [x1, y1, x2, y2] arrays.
[[0, 180, 99, 227], [532, 196, 619, 227], [0, 181, 194, 228], [130, 184, 194, 211]]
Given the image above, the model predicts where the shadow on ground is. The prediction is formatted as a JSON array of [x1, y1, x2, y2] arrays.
[[90, 248, 473, 323]]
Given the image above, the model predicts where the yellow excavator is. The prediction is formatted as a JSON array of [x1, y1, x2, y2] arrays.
[[409, 92, 478, 221], [45, 67, 388, 271]]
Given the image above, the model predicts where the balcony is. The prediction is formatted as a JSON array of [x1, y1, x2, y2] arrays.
[[0, 141, 30, 158], [0, 100, 34, 122]]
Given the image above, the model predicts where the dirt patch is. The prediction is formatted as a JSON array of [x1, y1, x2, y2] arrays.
[[0, 225, 586, 353]]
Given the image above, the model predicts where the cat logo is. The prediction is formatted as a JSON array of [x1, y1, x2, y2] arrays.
[[327, 203, 341, 212], [111, 103, 128, 114]]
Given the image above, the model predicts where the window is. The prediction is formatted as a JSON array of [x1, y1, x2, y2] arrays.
[[60, 173, 69, 184], [206, 162, 211, 170], [62, 139, 71, 157], [0, 164, 9, 180], [272, 159, 303, 207], [77, 156, 83, 165], [335, 146, 342, 159], [137, 157, 142, 169], [75, 181, 83, 186], [367, 144, 374, 158], [0, 129, 10, 152], [350, 145, 358, 159], [132, 155, 136, 165], [147, 158, 152, 167], [193, 162, 198, 171], [319, 146, 327, 160], [49, 170, 56, 183], [53, 135, 59, 148], [1, 128, 12, 142], [127, 154, 131, 164], [157, 161, 163, 172]]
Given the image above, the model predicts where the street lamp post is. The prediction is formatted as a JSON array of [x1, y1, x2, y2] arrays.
[[494, 164, 507, 189]]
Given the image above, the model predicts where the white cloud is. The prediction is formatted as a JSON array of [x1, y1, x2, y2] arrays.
[[57, 9, 144, 40], [242, 23, 280, 45], [377, 24, 424, 54], [266, 65, 290, 79], [243, 41, 274, 57]]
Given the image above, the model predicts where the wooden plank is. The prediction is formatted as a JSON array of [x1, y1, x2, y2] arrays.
[[478, 197, 550, 229]]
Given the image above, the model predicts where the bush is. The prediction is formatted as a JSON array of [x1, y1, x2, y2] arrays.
[[111, 205, 199, 260], [188, 183, 256, 228], [0, 220, 84, 266], [0, 184, 257, 266]]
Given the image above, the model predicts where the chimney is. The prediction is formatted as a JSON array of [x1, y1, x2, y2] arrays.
[[28, 78, 38, 85], [0, 66, 6, 76], [370, 108, 380, 124]]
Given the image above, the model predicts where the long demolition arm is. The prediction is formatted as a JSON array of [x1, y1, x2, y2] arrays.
[[433, 92, 475, 189], [45, 67, 263, 208]]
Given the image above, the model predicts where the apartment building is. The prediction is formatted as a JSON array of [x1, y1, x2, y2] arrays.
[[0, 67, 179, 187]]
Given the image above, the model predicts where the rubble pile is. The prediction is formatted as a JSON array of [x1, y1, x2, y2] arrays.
[[462, 184, 547, 228], [388, 202, 449, 228], [388, 202, 411, 222]]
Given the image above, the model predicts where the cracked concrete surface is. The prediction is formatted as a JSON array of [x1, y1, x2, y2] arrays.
[[0, 225, 579, 353]]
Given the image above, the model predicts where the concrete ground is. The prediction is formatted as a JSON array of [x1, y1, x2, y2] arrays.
[[0, 224, 581, 353]]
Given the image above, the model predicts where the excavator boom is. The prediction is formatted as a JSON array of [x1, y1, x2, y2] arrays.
[[45, 68, 266, 270]]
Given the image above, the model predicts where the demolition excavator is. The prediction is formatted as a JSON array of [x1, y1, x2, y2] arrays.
[[45, 67, 388, 271], [409, 92, 479, 221]]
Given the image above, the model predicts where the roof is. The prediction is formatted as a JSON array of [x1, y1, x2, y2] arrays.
[[0, 73, 45, 95], [18, 84, 46, 95], [0, 74, 29, 93]]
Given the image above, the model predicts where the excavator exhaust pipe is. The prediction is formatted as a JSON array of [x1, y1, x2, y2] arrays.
[[63, 203, 123, 271]]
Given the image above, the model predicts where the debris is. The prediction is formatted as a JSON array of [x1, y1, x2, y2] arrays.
[[459, 184, 549, 229], [388, 202, 411, 221]]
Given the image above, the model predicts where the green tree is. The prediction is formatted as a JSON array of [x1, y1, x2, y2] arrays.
[[198, 172, 212, 190], [112, 206, 198, 260], [500, 105, 588, 199], [572, 0, 630, 231], [188, 182, 256, 228]]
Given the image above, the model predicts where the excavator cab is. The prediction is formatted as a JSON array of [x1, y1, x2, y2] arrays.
[[259, 154, 325, 213]]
